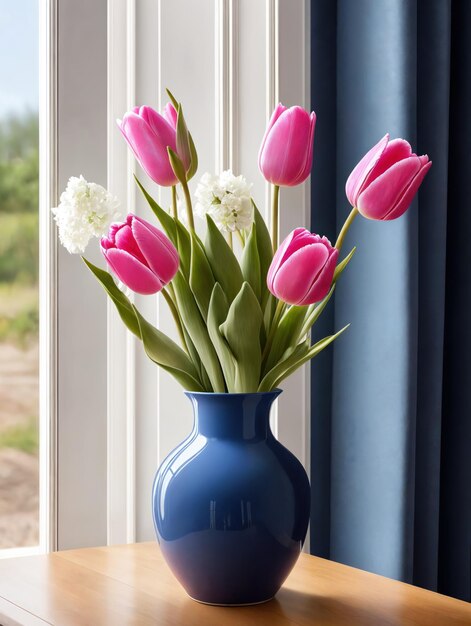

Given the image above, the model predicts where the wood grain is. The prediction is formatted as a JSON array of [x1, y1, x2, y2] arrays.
[[0, 542, 469, 625]]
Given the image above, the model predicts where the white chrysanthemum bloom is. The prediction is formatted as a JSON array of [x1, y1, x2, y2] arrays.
[[194, 170, 253, 233], [51, 175, 121, 253]]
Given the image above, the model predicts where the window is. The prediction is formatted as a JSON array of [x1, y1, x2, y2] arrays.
[[0, 0, 40, 551]]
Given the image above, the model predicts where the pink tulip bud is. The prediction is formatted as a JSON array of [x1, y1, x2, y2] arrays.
[[101, 214, 179, 295], [258, 104, 317, 187], [267, 228, 338, 305], [117, 105, 178, 187], [345, 134, 432, 220]]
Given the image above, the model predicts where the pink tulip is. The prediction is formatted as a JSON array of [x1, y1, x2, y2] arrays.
[[101, 214, 179, 295], [345, 134, 432, 220], [117, 105, 178, 187], [267, 228, 338, 305], [259, 104, 317, 186]]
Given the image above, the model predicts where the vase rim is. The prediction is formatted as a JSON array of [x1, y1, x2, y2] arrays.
[[184, 388, 282, 398]]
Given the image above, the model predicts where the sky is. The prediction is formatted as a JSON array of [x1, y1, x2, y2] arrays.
[[0, 0, 38, 119]]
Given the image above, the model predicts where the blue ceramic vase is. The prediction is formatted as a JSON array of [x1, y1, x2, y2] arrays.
[[152, 390, 311, 606]]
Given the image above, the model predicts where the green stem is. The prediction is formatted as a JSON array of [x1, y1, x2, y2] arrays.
[[171, 186, 178, 219], [271, 185, 280, 252], [162, 287, 188, 353], [181, 179, 195, 231], [335, 207, 358, 251], [227, 231, 233, 250], [262, 299, 285, 363]]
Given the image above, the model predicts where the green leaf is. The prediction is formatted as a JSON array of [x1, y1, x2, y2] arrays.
[[252, 201, 275, 325], [187, 131, 198, 180], [176, 103, 191, 173], [172, 271, 226, 392], [165, 90, 198, 178], [82, 258, 141, 338], [258, 325, 350, 392], [263, 305, 308, 374], [241, 223, 261, 302], [133, 306, 204, 391], [219, 282, 263, 392], [205, 215, 244, 303], [179, 323, 212, 390], [263, 292, 277, 334], [134, 176, 177, 245], [258, 342, 310, 392], [174, 218, 191, 278], [165, 88, 179, 110], [334, 246, 356, 282], [190, 231, 215, 319], [167, 147, 187, 184], [132, 305, 201, 381], [252, 200, 273, 285], [300, 285, 336, 337], [207, 283, 236, 390], [199, 362, 213, 392]]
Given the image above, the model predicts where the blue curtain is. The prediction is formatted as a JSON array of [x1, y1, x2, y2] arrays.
[[310, 0, 470, 601]]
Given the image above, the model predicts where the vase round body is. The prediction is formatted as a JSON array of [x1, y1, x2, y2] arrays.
[[152, 390, 311, 606]]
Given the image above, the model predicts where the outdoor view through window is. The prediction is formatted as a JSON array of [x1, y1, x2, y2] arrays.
[[0, 1, 39, 549]]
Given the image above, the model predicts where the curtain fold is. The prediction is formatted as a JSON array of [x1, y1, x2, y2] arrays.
[[310, 0, 470, 601]]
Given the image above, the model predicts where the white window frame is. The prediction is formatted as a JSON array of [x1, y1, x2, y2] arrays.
[[16, 0, 109, 555], [0, 0, 58, 559], [39, 0, 58, 556]]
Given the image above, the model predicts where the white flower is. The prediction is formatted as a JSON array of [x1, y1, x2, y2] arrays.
[[194, 170, 253, 232], [51, 175, 121, 253]]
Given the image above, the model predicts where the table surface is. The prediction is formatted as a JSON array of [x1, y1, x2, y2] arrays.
[[0, 542, 469, 626]]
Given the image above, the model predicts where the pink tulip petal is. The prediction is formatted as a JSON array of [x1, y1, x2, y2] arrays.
[[114, 224, 148, 265], [267, 228, 306, 290], [345, 134, 389, 206], [381, 160, 432, 220], [131, 216, 179, 264], [105, 248, 163, 295], [267, 228, 333, 291], [162, 103, 178, 129], [138, 105, 177, 151], [117, 114, 146, 166], [130, 217, 179, 284], [272, 243, 329, 305], [258, 103, 288, 170], [121, 113, 178, 186], [298, 248, 338, 304], [292, 111, 317, 185], [362, 138, 412, 189], [101, 236, 114, 250], [260, 107, 313, 186], [357, 156, 424, 220]]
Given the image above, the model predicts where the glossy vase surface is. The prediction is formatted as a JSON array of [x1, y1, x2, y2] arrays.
[[152, 390, 311, 606]]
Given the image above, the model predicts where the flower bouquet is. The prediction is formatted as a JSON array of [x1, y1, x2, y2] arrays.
[[52, 90, 431, 605]]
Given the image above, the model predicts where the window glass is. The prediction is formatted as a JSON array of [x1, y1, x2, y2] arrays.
[[0, 0, 39, 549]]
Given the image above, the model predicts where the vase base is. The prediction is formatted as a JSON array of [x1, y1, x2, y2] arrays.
[[187, 594, 275, 607]]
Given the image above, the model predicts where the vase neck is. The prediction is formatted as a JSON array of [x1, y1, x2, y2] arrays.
[[185, 391, 281, 441]]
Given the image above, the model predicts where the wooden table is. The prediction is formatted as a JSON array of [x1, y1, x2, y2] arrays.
[[0, 542, 469, 625]]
